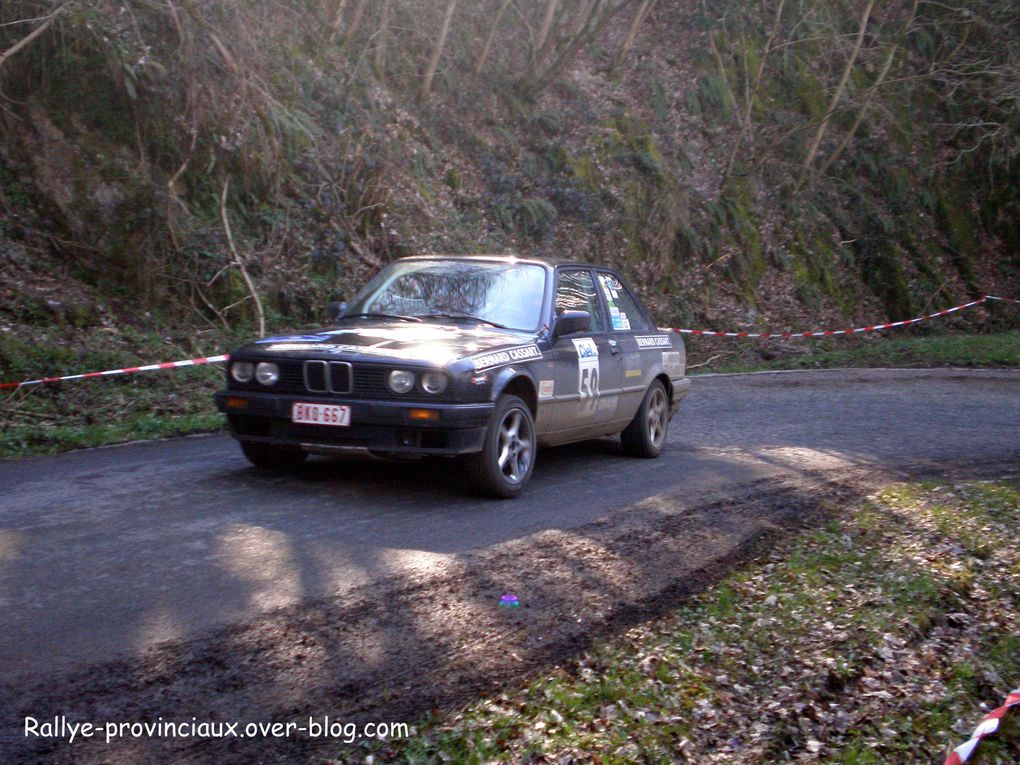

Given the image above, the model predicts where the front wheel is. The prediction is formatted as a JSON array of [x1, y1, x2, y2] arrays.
[[620, 380, 669, 458], [466, 395, 536, 498], [240, 441, 308, 469]]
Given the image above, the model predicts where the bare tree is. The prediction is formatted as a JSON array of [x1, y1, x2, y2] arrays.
[[519, 0, 637, 99], [612, 0, 657, 74], [329, 0, 347, 38], [722, 0, 786, 181], [343, 0, 366, 48], [419, 0, 459, 103], [798, 0, 876, 187], [817, 0, 919, 177], [534, 0, 561, 58], [0, 4, 65, 71], [374, 0, 391, 76], [220, 178, 265, 337], [475, 0, 512, 76]]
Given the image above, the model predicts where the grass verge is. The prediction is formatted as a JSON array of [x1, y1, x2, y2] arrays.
[[0, 326, 233, 458], [689, 331, 1020, 374], [344, 478, 1020, 764], [2, 329, 1018, 458]]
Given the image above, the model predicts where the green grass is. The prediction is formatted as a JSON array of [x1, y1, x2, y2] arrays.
[[3, 327, 1018, 457], [0, 326, 233, 458], [690, 331, 1020, 374], [342, 479, 1020, 763]]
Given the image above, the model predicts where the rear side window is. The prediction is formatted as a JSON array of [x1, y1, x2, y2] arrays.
[[556, 270, 605, 333], [597, 273, 649, 332]]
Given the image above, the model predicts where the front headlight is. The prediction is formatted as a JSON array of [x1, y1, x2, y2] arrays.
[[387, 370, 415, 394], [421, 371, 448, 395], [231, 362, 254, 383], [255, 362, 280, 386]]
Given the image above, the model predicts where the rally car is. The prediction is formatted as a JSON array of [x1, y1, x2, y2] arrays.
[[215, 255, 690, 497]]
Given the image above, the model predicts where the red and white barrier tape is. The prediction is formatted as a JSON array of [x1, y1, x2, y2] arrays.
[[661, 295, 1019, 339], [0, 295, 1017, 391], [943, 687, 1020, 765], [0, 354, 230, 391]]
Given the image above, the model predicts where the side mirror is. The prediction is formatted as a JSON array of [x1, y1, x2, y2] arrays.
[[553, 310, 590, 339], [326, 301, 347, 323]]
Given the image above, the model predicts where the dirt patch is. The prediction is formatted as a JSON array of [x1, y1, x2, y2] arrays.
[[3, 459, 1015, 764]]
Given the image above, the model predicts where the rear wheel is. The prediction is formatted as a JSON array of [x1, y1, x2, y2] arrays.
[[620, 380, 669, 458], [466, 395, 536, 498], [240, 441, 308, 469]]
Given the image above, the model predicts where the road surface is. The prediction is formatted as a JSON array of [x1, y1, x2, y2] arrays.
[[1, 368, 1017, 763]]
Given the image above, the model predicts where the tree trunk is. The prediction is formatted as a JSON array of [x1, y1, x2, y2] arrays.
[[419, 0, 459, 103], [818, 0, 917, 176], [612, 0, 656, 73], [475, 0, 512, 76], [534, 0, 561, 60], [798, 0, 876, 187], [722, 0, 786, 181], [521, 0, 611, 98], [329, 0, 347, 37], [343, 0, 366, 47], [375, 0, 391, 76]]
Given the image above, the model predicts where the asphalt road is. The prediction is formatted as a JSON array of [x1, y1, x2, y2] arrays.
[[1, 368, 1018, 687]]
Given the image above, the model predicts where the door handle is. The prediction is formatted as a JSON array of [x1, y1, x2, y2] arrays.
[[608, 339, 621, 354]]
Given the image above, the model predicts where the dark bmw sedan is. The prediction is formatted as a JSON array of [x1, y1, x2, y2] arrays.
[[216, 255, 690, 497]]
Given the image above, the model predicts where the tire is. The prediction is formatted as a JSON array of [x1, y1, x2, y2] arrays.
[[240, 440, 308, 469], [620, 380, 669, 458], [466, 395, 537, 498]]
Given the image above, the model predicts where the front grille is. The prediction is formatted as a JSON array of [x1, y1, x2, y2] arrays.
[[304, 360, 328, 392], [231, 360, 454, 401], [329, 362, 352, 393]]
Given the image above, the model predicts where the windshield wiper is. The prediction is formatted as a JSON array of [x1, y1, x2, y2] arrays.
[[421, 313, 510, 329], [340, 312, 422, 322]]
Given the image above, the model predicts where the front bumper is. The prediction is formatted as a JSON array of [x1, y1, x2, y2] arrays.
[[215, 391, 493, 455]]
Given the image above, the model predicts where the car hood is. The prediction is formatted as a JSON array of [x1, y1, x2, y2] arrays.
[[234, 321, 540, 369]]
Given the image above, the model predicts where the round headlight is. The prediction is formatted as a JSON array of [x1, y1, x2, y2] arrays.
[[421, 371, 448, 395], [231, 362, 254, 383], [387, 370, 415, 394], [255, 362, 280, 386]]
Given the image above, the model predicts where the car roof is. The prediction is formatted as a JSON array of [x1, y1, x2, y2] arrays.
[[396, 253, 608, 271]]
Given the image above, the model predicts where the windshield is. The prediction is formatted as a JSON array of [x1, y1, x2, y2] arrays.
[[343, 260, 547, 332]]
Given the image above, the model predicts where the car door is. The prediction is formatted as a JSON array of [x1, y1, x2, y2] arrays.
[[545, 268, 624, 437], [593, 269, 661, 428]]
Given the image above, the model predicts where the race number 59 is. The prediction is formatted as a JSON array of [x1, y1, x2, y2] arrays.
[[572, 338, 600, 416]]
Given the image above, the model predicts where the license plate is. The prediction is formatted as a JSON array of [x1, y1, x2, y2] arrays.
[[291, 402, 351, 427]]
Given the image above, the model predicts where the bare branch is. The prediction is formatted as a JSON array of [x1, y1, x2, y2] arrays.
[[0, 4, 65, 71], [220, 178, 265, 337]]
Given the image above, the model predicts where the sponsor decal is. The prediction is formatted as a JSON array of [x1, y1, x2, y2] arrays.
[[572, 338, 600, 415], [662, 351, 683, 374], [538, 379, 555, 399], [469, 344, 542, 371], [624, 369, 642, 378], [636, 335, 671, 348]]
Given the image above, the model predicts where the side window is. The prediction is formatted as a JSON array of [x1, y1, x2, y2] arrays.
[[555, 270, 605, 333], [596, 273, 650, 332]]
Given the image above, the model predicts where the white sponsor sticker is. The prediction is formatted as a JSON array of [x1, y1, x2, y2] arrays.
[[572, 337, 600, 415], [538, 379, 555, 399], [636, 335, 671, 348], [469, 344, 542, 371], [662, 351, 682, 374]]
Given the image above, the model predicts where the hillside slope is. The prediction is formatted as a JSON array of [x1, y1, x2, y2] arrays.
[[0, 0, 1018, 450]]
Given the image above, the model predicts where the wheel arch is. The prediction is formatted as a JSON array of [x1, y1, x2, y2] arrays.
[[655, 372, 673, 404], [492, 370, 538, 417]]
